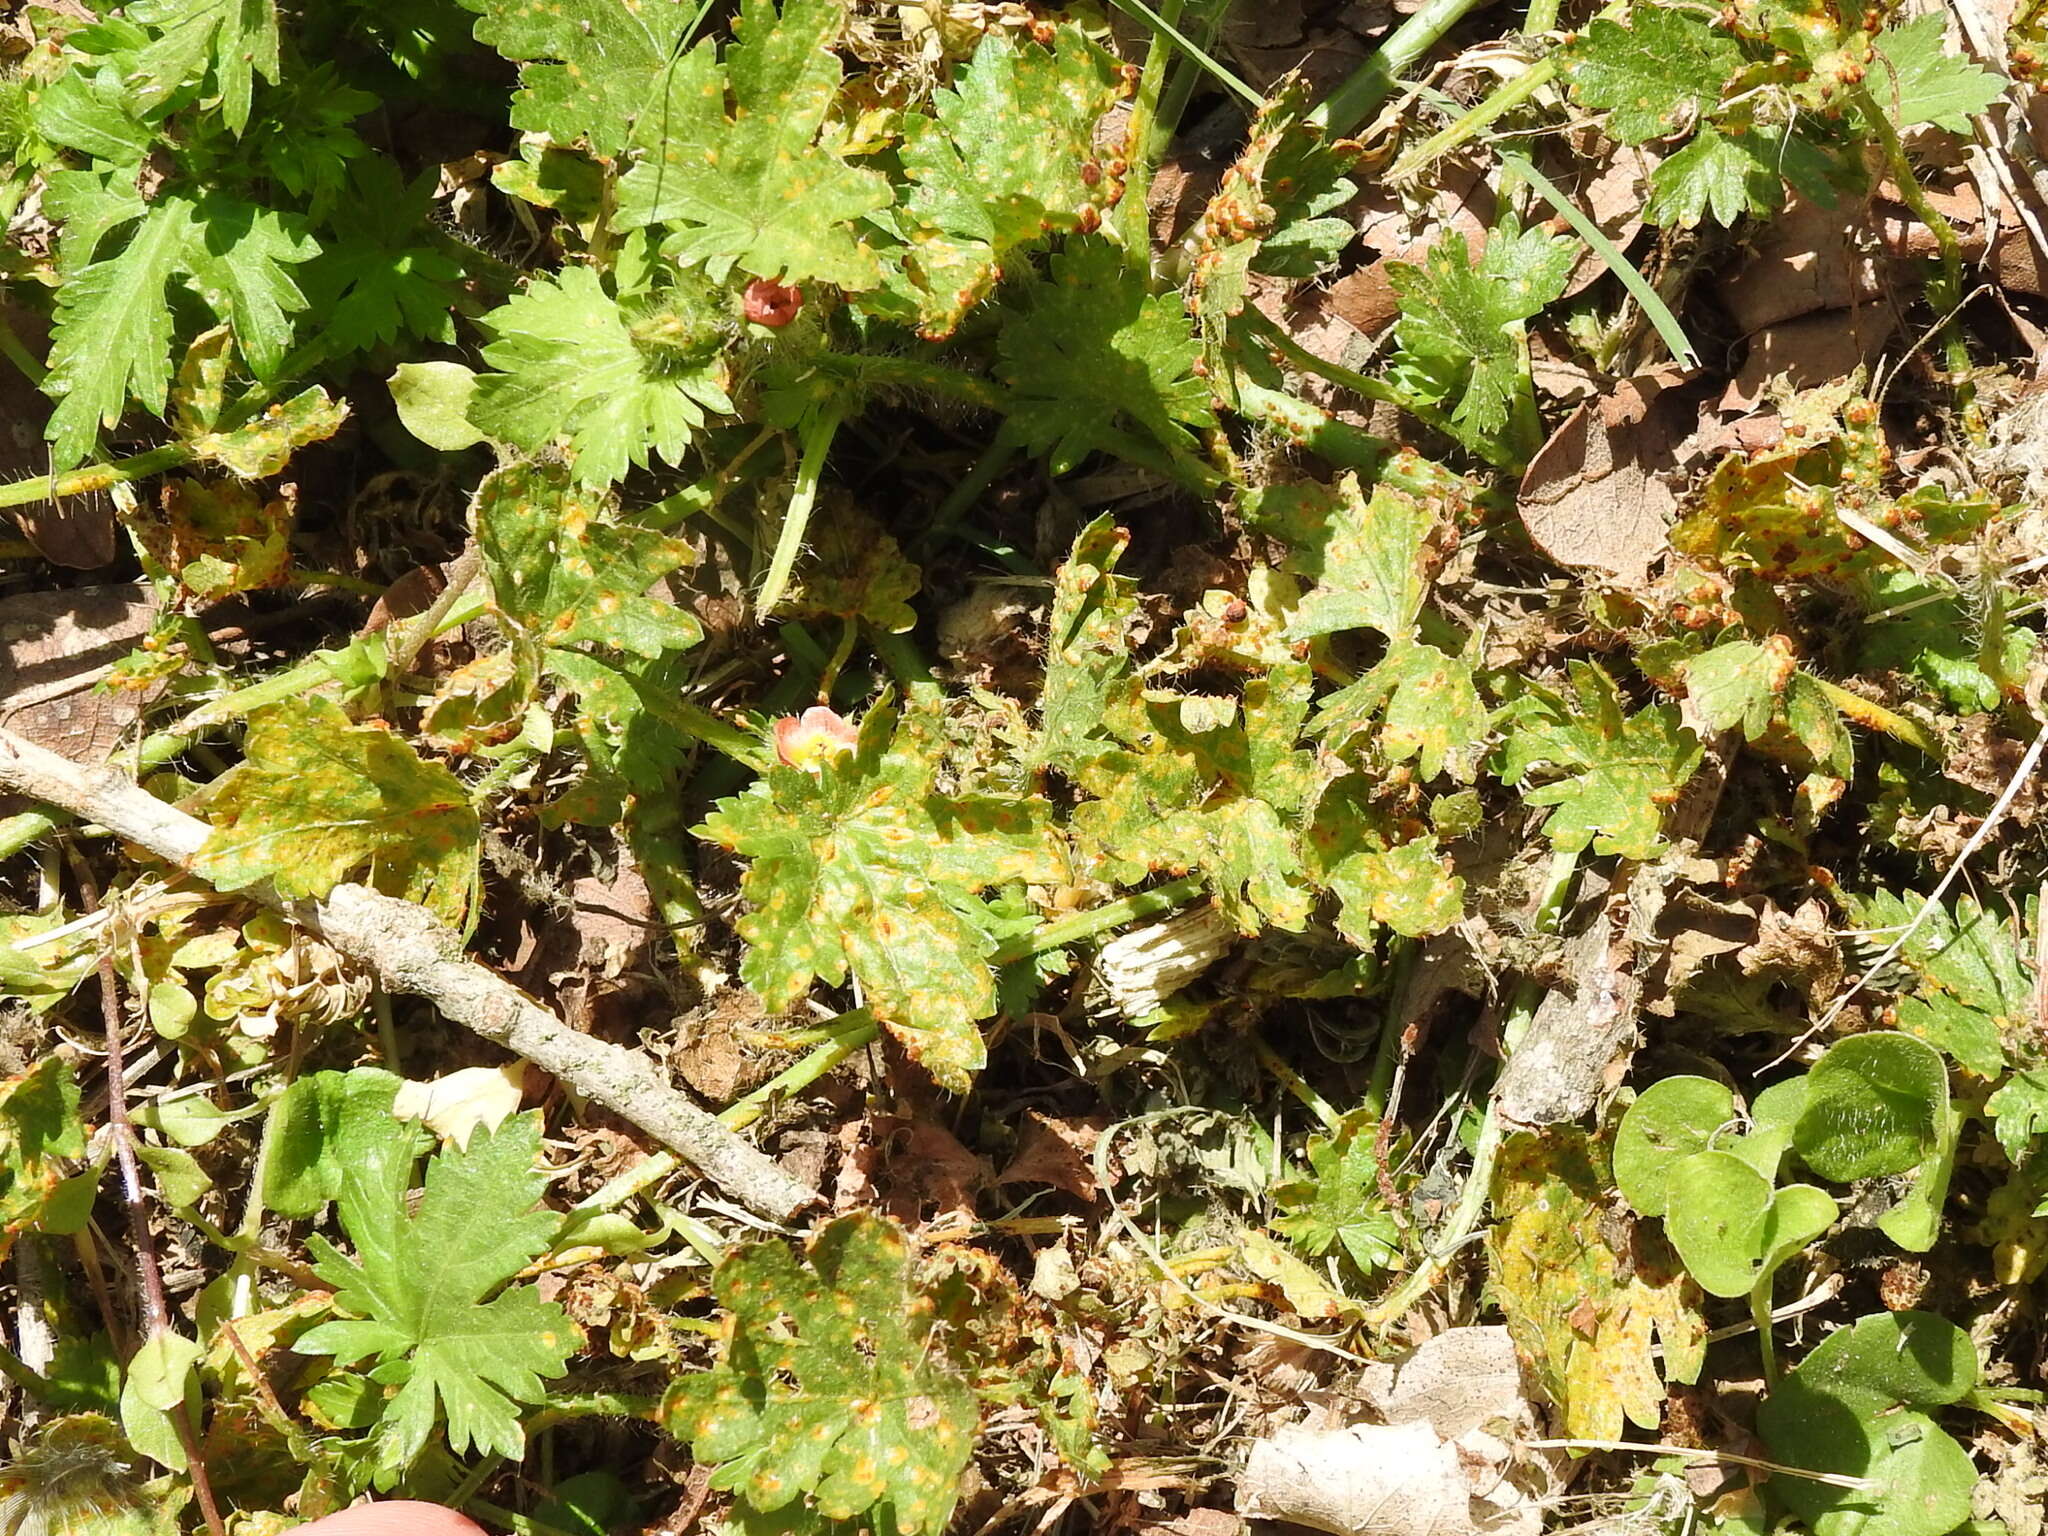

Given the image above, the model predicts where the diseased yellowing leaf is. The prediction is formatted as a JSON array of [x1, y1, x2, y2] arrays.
[[614, 0, 894, 289], [1497, 661, 1702, 859], [698, 697, 1065, 1090], [195, 695, 479, 923], [664, 1214, 977, 1534], [1488, 1127, 1706, 1440]]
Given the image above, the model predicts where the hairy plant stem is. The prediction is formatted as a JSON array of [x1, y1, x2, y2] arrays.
[[721, 1011, 879, 1132], [1231, 375, 1506, 510], [755, 401, 845, 617], [1810, 676, 1945, 758], [1364, 846, 1580, 1328], [0, 1338, 52, 1399], [1252, 1034, 1341, 1130], [1116, 0, 1185, 259], [0, 313, 46, 386], [1237, 307, 1515, 470], [1849, 82, 1980, 434], [0, 444, 190, 511]]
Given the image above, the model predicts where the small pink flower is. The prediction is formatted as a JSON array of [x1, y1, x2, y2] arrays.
[[773, 706, 858, 770]]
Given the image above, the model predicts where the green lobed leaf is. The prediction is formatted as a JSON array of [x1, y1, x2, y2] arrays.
[[126, 0, 281, 135], [459, 0, 694, 158], [299, 160, 463, 353], [188, 387, 351, 479], [614, 0, 894, 289], [1566, 9, 1747, 144], [1645, 125, 1782, 228], [1681, 638, 1852, 776], [698, 698, 1064, 1091], [886, 24, 1124, 336], [1497, 662, 1703, 859], [662, 1215, 977, 1534], [1855, 567, 2035, 712], [1871, 14, 2006, 131], [1987, 1069, 2048, 1162], [1387, 225, 1574, 437], [1842, 889, 2032, 1028], [783, 509, 923, 635], [296, 1112, 575, 1464], [39, 176, 321, 466], [1270, 476, 1441, 643], [1272, 1110, 1401, 1276], [41, 190, 189, 470], [468, 266, 735, 487], [193, 694, 480, 924], [995, 237, 1217, 480]]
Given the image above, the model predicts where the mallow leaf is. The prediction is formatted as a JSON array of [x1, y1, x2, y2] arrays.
[[295, 1112, 575, 1464]]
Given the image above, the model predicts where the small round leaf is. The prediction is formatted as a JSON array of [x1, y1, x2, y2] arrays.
[[1615, 1076, 1734, 1217]]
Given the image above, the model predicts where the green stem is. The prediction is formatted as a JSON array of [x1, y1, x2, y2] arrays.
[[1522, 0, 1562, 34], [0, 314, 46, 387], [0, 444, 190, 511], [866, 625, 939, 692], [828, 353, 1006, 415], [1364, 937, 1418, 1122], [756, 402, 844, 616], [1387, 0, 1630, 181], [1848, 83, 1977, 431], [991, 874, 1207, 965], [1308, 0, 1500, 135], [721, 1010, 880, 1131], [0, 726, 193, 860], [923, 428, 1025, 551], [625, 795, 708, 962], [816, 618, 859, 702], [637, 692, 771, 770], [1231, 375, 1504, 511], [1238, 308, 1518, 470], [0, 1338, 54, 1400], [1252, 1034, 1341, 1130], [1116, 0, 1185, 259]]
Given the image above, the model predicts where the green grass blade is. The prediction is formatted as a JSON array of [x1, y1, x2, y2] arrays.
[[1498, 151, 1699, 369]]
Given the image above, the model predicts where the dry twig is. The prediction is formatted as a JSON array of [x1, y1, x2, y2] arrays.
[[0, 726, 821, 1223]]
